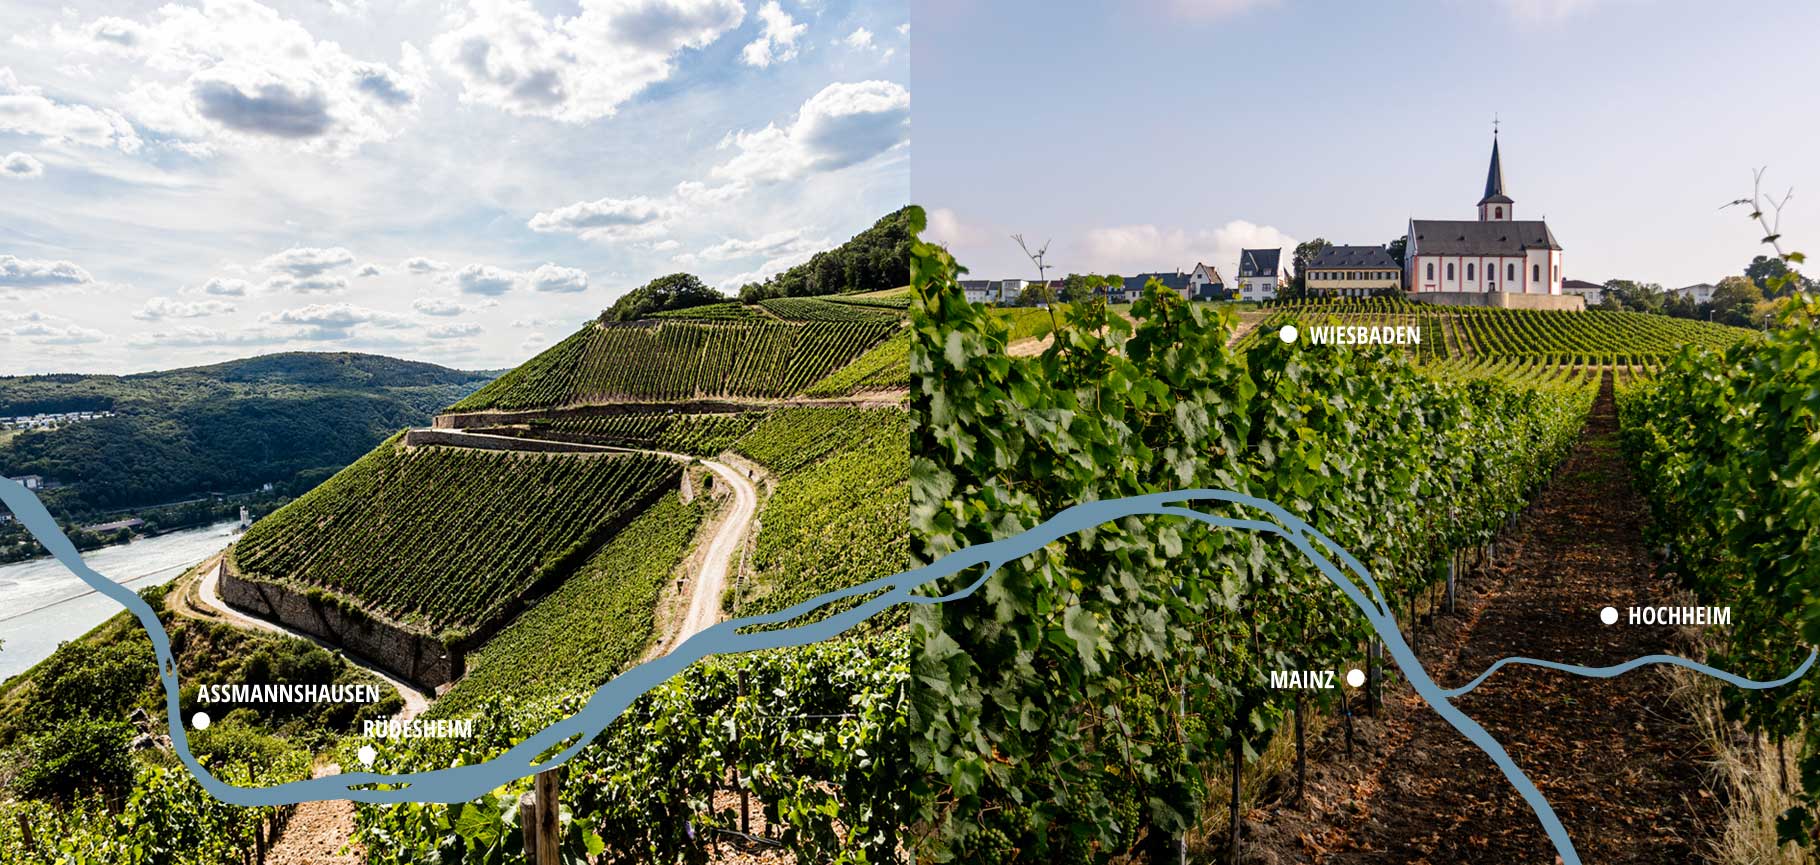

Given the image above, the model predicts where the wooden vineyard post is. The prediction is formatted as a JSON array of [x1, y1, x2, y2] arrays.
[[519, 791, 539, 861], [1227, 741, 1243, 865], [520, 769, 562, 864], [1294, 690, 1307, 808], [1446, 553, 1457, 614], [738, 668, 751, 836], [534, 769, 560, 865], [16, 813, 35, 855]]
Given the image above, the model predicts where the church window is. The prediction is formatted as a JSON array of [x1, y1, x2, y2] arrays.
[[1446, 263, 1455, 281], [1426, 262, 1434, 280], [1466, 263, 1475, 281], [1494, 206, 1502, 219], [1533, 264, 1541, 283], [1508, 262, 1516, 281]]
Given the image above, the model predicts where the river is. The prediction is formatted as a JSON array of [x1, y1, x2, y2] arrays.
[[0, 520, 241, 682]]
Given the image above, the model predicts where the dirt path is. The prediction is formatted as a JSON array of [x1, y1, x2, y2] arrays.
[[677, 456, 760, 640], [1248, 377, 1719, 864], [195, 557, 432, 720]]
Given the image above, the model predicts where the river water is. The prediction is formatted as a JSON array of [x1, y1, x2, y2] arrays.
[[0, 520, 241, 682]]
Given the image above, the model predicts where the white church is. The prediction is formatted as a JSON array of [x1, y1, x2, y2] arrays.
[[1405, 134, 1564, 297]]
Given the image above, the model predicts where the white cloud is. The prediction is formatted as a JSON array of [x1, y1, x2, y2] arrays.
[[1, 152, 45, 178], [14, 323, 109, 345], [129, 325, 288, 348], [196, 276, 251, 297], [0, 255, 97, 289], [450, 263, 520, 296], [897, 22, 909, 36], [412, 296, 471, 316], [741, 1, 806, 68], [678, 228, 821, 265], [921, 207, 980, 248], [528, 195, 669, 240], [265, 302, 412, 336], [527, 263, 589, 293], [427, 322, 482, 339], [355, 263, 383, 277], [133, 296, 236, 320], [260, 245, 355, 277], [672, 179, 744, 206], [431, 0, 745, 123], [717, 250, 817, 289], [1080, 219, 1298, 278], [711, 80, 909, 185], [401, 256, 449, 274], [842, 27, 874, 50], [263, 273, 350, 294], [55, 0, 426, 155], [0, 67, 142, 153]]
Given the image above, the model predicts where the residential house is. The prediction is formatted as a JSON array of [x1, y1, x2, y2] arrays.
[[1188, 262, 1226, 300], [1236, 248, 1285, 301], [1669, 282, 1717, 306], [1561, 279, 1605, 305]]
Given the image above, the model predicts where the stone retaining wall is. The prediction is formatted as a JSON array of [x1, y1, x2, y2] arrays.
[[219, 569, 461, 690], [402, 428, 618, 453]]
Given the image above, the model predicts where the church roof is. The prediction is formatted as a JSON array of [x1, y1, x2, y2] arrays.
[[1561, 279, 1603, 290], [1306, 245, 1399, 270], [1239, 248, 1281, 277], [1410, 220, 1562, 255], [1478, 136, 1508, 206]]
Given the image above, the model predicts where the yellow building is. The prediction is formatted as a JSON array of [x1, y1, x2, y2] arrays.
[[1304, 245, 1403, 298]]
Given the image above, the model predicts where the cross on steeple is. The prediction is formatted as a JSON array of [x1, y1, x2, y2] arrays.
[[1493, 114, 1500, 136]]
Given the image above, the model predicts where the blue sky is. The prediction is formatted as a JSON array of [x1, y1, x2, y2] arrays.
[[0, 0, 909, 374], [913, 0, 1818, 289]]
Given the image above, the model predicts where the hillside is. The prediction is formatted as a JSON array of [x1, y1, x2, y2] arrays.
[[0, 212, 912, 864], [0, 352, 495, 516]]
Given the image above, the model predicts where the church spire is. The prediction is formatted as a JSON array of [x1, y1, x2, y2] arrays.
[[1483, 135, 1506, 201], [1477, 128, 1513, 221]]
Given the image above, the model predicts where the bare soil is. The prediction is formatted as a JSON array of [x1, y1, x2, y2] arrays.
[[1238, 378, 1722, 864]]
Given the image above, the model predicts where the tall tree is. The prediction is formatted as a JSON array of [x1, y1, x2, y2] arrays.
[[1709, 275, 1765, 326], [1601, 279, 1665, 314], [1287, 238, 1330, 297], [603, 273, 724, 321]]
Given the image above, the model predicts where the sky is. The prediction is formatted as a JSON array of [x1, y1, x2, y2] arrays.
[[0, 0, 909, 375], [913, 0, 1819, 291]]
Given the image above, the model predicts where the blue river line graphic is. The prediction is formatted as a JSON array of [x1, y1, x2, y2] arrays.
[[1, 481, 1811, 865]]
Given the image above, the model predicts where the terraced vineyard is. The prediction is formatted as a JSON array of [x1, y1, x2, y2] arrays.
[[803, 329, 911, 396], [759, 295, 902, 323], [524, 411, 763, 455], [232, 441, 678, 636], [649, 301, 769, 321], [730, 406, 909, 618], [432, 493, 707, 716], [450, 319, 896, 412], [1246, 297, 1751, 363]]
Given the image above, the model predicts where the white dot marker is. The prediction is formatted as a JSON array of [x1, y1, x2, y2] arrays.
[[1600, 606, 1619, 625], [1278, 324, 1299, 344], [357, 745, 377, 767], [191, 711, 210, 730], [1345, 668, 1366, 688]]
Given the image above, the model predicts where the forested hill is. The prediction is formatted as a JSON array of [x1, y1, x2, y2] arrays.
[[0, 352, 496, 515]]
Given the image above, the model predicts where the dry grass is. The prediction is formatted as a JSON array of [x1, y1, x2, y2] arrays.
[[1665, 658, 1811, 865]]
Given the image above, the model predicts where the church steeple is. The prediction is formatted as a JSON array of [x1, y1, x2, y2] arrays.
[[1478, 129, 1513, 222]]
